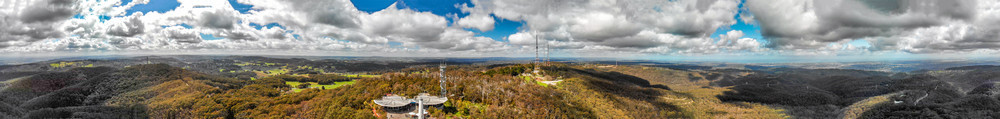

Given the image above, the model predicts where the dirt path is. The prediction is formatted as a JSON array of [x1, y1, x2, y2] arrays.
[[540, 80, 562, 85]]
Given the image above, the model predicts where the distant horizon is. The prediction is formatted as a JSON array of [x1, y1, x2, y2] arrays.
[[3, 53, 999, 65]]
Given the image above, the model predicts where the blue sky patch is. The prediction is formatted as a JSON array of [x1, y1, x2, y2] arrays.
[[71, 14, 112, 23], [388, 41, 403, 48], [161, 23, 193, 29], [72, 14, 85, 19], [353, 0, 513, 41], [351, 0, 396, 13], [394, 0, 472, 21], [99, 15, 111, 22], [848, 39, 872, 48], [228, 0, 254, 14], [353, 0, 472, 23], [118, 0, 133, 6], [124, 0, 180, 16], [200, 33, 224, 40], [709, 0, 765, 44], [249, 23, 284, 30]]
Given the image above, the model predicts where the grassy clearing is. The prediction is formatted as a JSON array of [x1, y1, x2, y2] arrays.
[[517, 75, 549, 87], [841, 92, 899, 119], [535, 80, 548, 87], [286, 80, 356, 92]]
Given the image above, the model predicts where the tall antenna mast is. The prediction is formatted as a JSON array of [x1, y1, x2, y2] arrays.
[[534, 32, 539, 65], [439, 59, 447, 97], [533, 32, 540, 74], [545, 37, 550, 65]]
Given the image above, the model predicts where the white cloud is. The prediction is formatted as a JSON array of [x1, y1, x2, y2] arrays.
[[360, 5, 449, 43], [106, 13, 145, 37], [466, 0, 743, 54], [0, 0, 756, 56], [457, 14, 494, 31], [161, 26, 201, 43], [745, 0, 996, 53], [1, 0, 997, 57], [506, 32, 536, 45], [0, 0, 80, 48]]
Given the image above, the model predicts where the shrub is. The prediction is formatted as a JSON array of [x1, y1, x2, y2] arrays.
[[297, 83, 311, 89]]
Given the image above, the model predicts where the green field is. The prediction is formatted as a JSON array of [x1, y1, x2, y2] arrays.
[[286, 80, 356, 92]]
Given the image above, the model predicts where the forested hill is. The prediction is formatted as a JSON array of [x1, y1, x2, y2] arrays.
[[0, 63, 707, 118], [706, 65, 1000, 118], [4, 62, 999, 118], [0, 64, 240, 118]]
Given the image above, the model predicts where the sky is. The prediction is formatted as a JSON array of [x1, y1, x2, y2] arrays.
[[0, 0, 999, 62]]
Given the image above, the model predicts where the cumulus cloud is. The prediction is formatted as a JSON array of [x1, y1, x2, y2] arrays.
[[596, 31, 664, 49], [881, 0, 1000, 53], [2, 0, 998, 57], [162, 26, 201, 43], [106, 13, 145, 37], [457, 14, 495, 31], [291, 0, 361, 28], [0, 0, 80, 48], [0, 21, 65, 47], [360, 5, 449, 43], [19, 0, 79, 23], [745, 0, 992, 52], [568, 12, 642, 42], [464, 0, 743, 53], [198, 10, 237, 29], [219, 30, 258, 41], [506, 32, 536, 45], [2, 0, 752, 55]]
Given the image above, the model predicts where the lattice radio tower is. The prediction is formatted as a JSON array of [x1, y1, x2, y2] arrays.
[[533, 32, 540, 74], [545, 37, 550, 65], [439, 60, 447, 97], [534, 32, 540, 65]]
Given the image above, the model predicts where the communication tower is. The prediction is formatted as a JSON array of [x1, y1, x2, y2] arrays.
[[439, 63, 446, 97], [533, 32, 540, 74]]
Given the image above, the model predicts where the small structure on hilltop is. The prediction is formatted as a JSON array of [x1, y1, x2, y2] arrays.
[[373, 93, 448, 119], [373, 63, 449, 119]]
